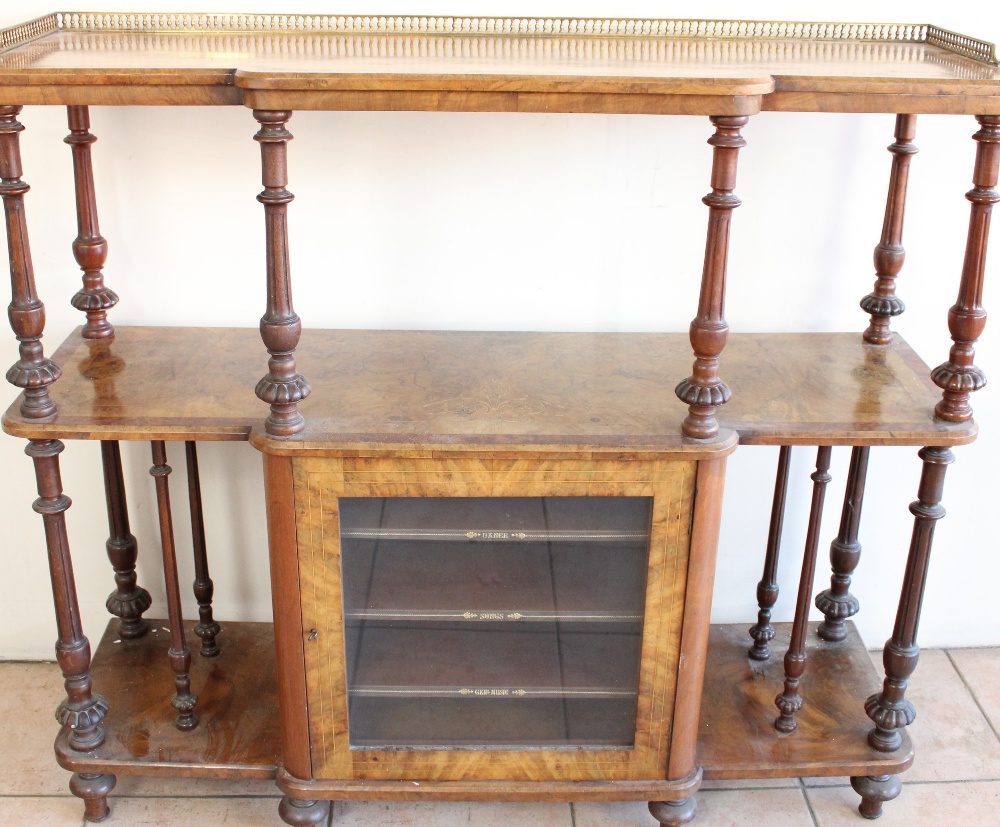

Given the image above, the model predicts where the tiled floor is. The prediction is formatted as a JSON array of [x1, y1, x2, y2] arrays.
[[2, 648, 999, 826]]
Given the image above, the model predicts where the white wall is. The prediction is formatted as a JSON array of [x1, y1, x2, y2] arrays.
[[0, 0, 997, 661]]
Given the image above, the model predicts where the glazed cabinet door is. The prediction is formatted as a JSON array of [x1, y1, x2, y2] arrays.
[[292, 456, 700, 782]]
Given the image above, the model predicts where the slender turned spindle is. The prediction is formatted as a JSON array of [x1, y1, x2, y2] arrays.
[[675, 115, 748, 439], [861, 114, 918, 345], [748, 445, 793, 661], [101, 440, 151, 639], [185, 442, 220, 657], [932, 115, 999, 422], [775, 446, 833, 734], [66, 105, 117, 340], [253, 110, 311, 436], [1, 106, 61, 419], [149, 441, 199, 731], [815, 446, 870, 642], [866, 446, 953, 752], [27, 440, 109, 750]]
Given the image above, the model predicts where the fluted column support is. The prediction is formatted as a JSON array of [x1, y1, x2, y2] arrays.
[[866, 446, 953, 752], [675, 115, 747, 439], [861, 114, 917, 345], [1, 105, 60, 419], [66, 105, 117, 340], [932, 114, 998, 421], [253, 110, 311, 437], [27, 439, 108, 752]]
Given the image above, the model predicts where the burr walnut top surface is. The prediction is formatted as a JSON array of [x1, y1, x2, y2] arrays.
[[0, 327, 976, 451], [0, 15, 999, 112]]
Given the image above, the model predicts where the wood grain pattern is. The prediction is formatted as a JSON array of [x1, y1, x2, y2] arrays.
[[263, 454, 313, 781], [665, 456, 727, 783], [1, 327, 976, 448], [699, 623, 913, 780], [293, 455, 698, 782], [277, 766, 701, 802], [2, 18, 1000, 113], [55, 619, 279, 778]]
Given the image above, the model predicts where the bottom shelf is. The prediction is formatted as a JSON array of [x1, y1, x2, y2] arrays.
[[56, 619, 279, 779], [699, 622, 913, 780], [55, 619, 910, 786]]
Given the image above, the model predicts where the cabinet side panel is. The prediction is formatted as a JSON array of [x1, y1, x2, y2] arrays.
[[633, 460, 696, 778], [264, 453, 313, 781], [295, 457, 353, 780], [667, 456, 728, 782]]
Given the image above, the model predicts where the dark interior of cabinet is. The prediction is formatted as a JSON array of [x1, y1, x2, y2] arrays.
[[339, 496, 652, 749]]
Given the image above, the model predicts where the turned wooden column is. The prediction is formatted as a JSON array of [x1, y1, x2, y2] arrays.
[[861, 114, 917, 345], [775, 446, 833, 733], [149, 441, 199, 731], [253, 110, 311, 437], [815, 445, 870, 642], [748, 445, 792, 661], [27, 439, 108, 749], [101, 440, 151, 638], [186, 441, 220, 656], [1, 105, 60, 419], [675, 115, 748, 439], [65, 105, 117, 340], [932, 115, 998, 421], [866, 446, 953, 752]]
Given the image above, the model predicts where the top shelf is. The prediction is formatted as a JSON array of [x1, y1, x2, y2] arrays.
[[0, 326, 976, 451], [1, 14, 999, 113]]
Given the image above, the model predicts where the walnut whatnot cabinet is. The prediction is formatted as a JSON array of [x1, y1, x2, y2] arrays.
[[0, 13, 996, 827]]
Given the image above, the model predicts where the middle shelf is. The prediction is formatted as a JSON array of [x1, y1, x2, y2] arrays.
[[2, 326, 977, 448]]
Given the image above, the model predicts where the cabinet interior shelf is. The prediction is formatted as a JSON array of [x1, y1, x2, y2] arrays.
[[2, 326, 976, 448], [345, 611, 643, 622], [341, 528, 648, 542]]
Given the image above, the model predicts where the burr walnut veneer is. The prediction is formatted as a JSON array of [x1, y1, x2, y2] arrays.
[[0, 12, 996, 827]]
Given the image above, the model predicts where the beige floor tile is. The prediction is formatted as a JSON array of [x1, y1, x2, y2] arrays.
[[807, 780, 1000, 826], [0, 797, 84, 826], [574, 789, 814, 826], [333, 800, 572, 826], [801, 775, 851, 788], [108, 796, 286, 825], [1, 662, 77, 796], [948, 647, 1000, 735], [866, 648, 1000, 782]]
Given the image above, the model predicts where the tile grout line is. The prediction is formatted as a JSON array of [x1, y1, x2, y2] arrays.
[[797, 777, 822, 827], [945, 649, 1000, 745]]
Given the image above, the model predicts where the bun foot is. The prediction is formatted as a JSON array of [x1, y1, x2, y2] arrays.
[[851, 774, 901, 819], [279, 796, 331, 826], [649, 797, 697, 826], [69, 772, 116, 822]]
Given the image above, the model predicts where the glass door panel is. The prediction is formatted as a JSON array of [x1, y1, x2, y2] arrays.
[[339, 496, 651, 750]]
